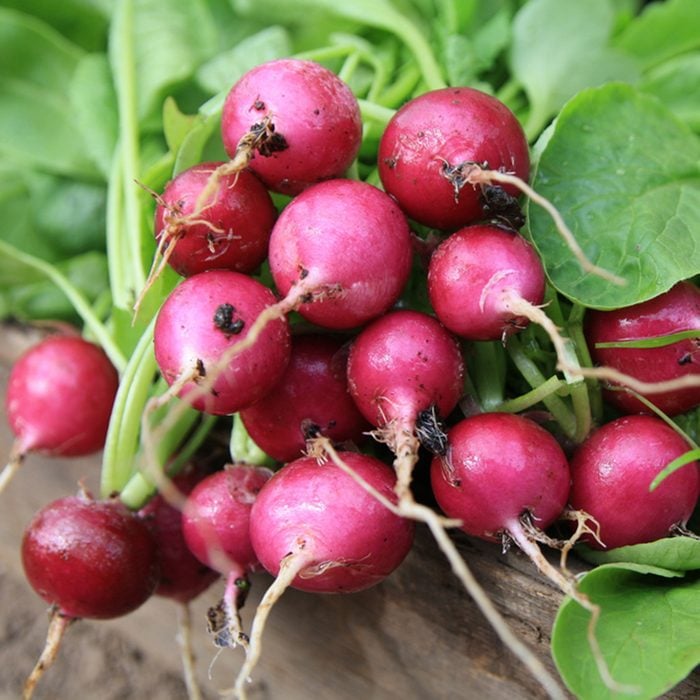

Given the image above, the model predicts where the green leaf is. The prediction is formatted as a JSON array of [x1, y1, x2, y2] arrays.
[[509, 0, 640, 138], [162, 97, 198, 153], [576, 537, 700, 571], [128, 0, 219, 121], [552, 563, 700, 699], [196, 25, 292, 95], [0, 9, 98, 176], [68, 53, 119, 177], [528, 83, 700, 309], [638, 52, 700, 133], [614, 0, 700, 70]]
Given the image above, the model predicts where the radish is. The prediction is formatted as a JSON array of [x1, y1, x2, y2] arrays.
[[430, 412, 623, 692], [133, 161, 278, 315], [346, 309, 464, 503], [377, 86, 530, 231], [220, 58, 362, 196], [267, 178, 413, 330], [569, 414, 700, 550], [585, 281, 700, 416], [181, 464, 272, 649], [233, 452, 414, 697], [21, 493, 160, 698], [1, 335, 119, 493], [427, 224, 546, 342], [153, 269, 291, 415], [239, 332, 369, 463]]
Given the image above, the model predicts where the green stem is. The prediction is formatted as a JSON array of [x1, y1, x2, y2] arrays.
[[470, 341, 507, 411], [507, 336, 577, 439], [230, 414, 276, 467], [358, 99, 396, 126], [105, 153, 128, 309], [494, 375, 566, 414], [110, 0, 146, 302], [568, 304, 603, 424], [377, 62, 421, 107], [0, 240, 126, 373], [100, 318, 157, 497]]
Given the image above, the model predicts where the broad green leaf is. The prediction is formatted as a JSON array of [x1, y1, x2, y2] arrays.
[[0, 0, 112, 52], [162, 97, 198, 154], [528, 83, 700, 309], [0, 9, 97, 176], [614, 0, 700, 70], [509, 0, 640, 138], [576, 537, 700, 571], [69, 53, 119, 177], [114, 0, 219, 122], [552, 563, 700, 699], [638, 52, 700, 133], [196, 25, 292, 95]]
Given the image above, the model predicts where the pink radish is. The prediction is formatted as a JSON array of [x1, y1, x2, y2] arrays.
[[267, 178, 413, 330], [2, 335, 119, 493], [430, 412, 624, 691], [585, 281, 700, 416], [569, 414, 700, 550], [239, 333, 369, 463], [21, 493, 160, 698], [152, 161, 276, 278], [220, 58, 362, 196], [346, 309, 464, 502], [427, 224, 546, 342], [153, 269, 291, 415], [181, 464, 272, 648], [234, 451, 414, 695], [378, 87, 530, 231]]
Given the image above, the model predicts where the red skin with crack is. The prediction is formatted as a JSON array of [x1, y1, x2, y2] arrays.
[[569, 415, 699, 550], [239, 333, 369, 463], [153, 269, 291, 415], [5, 335, 119, 456], [221, 58, 362, 196], [378, 87, 530, 231], [249, 453, 415, 593], [430, 413, 571, 543], [346, 309, 465, 430], [139, 468, 219, 604], [181, 465, 272, 575], [269, 179, 413, 330], [22, 496, 160, 619], [585, 281, 700, 416], [153, 161, 276, 278], [427, 225, 545, 341]]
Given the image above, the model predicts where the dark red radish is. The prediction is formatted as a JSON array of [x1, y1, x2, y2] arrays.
[[239, 333, 369, 463], [234, 452, 414, 695], [346, 309, 464, 503], [427, 224, 546, 342], [181, 464, 272, 648], [569, 414, 700, 550], [1, 335, 119, 493], [221, 58, 362, 196], [268, 178, 413, 330], [138, 468, 219, 604], [153, 269, 291, 415], [585, 281, 700, 416], [377, 87, 530, 231], [21, 494, 160, 698], [152, 161, 276, 278]]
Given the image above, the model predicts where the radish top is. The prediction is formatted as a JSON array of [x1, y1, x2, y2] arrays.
[[221, 58, 362, 195], [249, 453, 415, 593], [268, 179, 413, 330], [378, 87, 529, 231], [569, 414, 700, 550], [6, 335, 119, 457], [430, 413, 571, 542]]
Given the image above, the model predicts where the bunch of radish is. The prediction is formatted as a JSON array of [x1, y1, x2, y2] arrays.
[[5, 55, 700, 700]]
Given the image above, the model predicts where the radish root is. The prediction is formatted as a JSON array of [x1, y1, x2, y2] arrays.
[[177, 603, 204, 700], [23, 608, 74, 700], [0, 441, 25, 495]]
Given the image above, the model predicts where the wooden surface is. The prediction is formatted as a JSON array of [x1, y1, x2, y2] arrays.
[[1, 323, 698, 699]]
